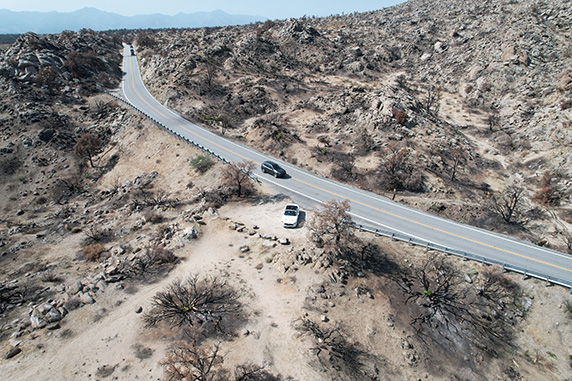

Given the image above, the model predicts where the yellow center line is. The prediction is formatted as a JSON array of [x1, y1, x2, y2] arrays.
[[128, 54, 255, 164], [292, 177, 572, 274], [126, 50, 572, 276]]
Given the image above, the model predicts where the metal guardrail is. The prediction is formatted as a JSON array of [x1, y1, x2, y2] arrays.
[[106, 91, 572, 292], [353, 223, 572, 292], [104, 91, 260, 184]]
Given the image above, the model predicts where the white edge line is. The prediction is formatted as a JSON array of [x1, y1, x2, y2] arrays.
[[122, 48, 572, 264]]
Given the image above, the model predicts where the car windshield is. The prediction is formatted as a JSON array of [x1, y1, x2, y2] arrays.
[[284, 210, 297, 216], [271, 164, 282, 170]]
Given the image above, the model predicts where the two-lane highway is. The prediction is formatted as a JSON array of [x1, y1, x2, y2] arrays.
[[120, 44, 572, 287]]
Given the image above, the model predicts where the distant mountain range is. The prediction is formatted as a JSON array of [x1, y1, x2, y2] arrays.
[[0, 7, 266, 34]]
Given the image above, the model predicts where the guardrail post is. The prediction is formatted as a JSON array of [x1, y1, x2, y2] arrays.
[[407, 238, 411, 245], [390, 233, 394, 241], [546, 278, 550, 287], [462, 253, 466, 261], [522, 271, 527, 280], [502, 264, 506, 272], [374, 229, 379, 236]]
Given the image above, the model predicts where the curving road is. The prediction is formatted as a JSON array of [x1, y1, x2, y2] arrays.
[[119, 44, 572, 288]]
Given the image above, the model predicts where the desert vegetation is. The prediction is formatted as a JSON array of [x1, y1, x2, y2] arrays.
[[1, 0, 572, 380]]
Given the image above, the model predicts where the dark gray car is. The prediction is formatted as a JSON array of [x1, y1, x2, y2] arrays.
[[261, 161, 286, 178]]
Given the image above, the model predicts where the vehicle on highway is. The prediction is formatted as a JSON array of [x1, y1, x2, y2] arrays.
[[281, 204, 300, 228], [261, 161, 286, 178]]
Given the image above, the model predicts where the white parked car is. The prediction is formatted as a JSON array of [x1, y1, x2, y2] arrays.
[[281, 204, 300, 228]]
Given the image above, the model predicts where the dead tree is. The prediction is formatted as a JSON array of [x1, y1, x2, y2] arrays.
[[307, 200, 354, 252], [379, 142, 423, 195], [73, 133, 101, 167], [144, 274, 242, 332], [441, 147, 467, 181], [491, 184, 526, 224], [221, 160, 256, 197], [487, 113, 500, 132], [423, 85, 442, 117], [396, 255, 522, 356]]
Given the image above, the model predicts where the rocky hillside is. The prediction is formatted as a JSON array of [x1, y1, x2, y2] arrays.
[[1, 1, 572, 381], [134, 0, 572, 251]]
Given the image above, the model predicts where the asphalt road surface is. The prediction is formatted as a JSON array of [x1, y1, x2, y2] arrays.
[[119, 44, 572, 287]]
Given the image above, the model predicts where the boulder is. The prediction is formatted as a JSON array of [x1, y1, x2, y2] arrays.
[[278, 238, 290, 245], [262, 240, 277, 248], [4, 347, 21, 360], [67, 280, 83, 295], [80, 293, 95, 304], [181, 226, 198, 240], [30, 303, 62, 329]]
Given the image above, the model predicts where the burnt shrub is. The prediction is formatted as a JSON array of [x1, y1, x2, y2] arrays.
[[144, 274, 242, 334], [392, 107, 407, 125], [81, 243, 107, 261]]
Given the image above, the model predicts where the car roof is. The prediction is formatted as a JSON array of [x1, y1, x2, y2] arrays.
[[264, 161, 282, 167]]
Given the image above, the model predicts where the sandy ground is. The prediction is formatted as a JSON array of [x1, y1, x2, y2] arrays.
[[1, 196, 323, 380], [2, 98, 572, 381]]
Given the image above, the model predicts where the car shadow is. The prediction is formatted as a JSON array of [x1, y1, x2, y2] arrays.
[[296, 210, 307, 228]]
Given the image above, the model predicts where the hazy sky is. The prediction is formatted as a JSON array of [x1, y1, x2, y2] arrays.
[[0, 0, 405, 19]]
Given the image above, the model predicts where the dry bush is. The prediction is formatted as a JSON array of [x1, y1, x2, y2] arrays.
[[40, 269, 62, 283], [92, 99, 117, 120], [136, 31, 157, 48], [295, 318, 377, 379], [81, 243, 107, 261], [532, 170, 563, 206], [422, 85, 442, 116], [64, 50, 106, 79], [327, 152, 357, 182], [127, 244, 178, 277], [191, 187, 230, 212], [379, 142, 424, 193], [0, 283, 24, 313], [161, 339, 226, 381], [440, 147, 467, 181], [64, 296, 82, 311], [36, 67, 59, 93], [84, 226, 114, 244], [144, 210, 164, 224], [391, 107, 407, 125], [0, 155, 21, 175], [190, 155, 215, 173], [160, 335, 279, 380], [144, 274, 242, 333], [234, 363, 280, 381]]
